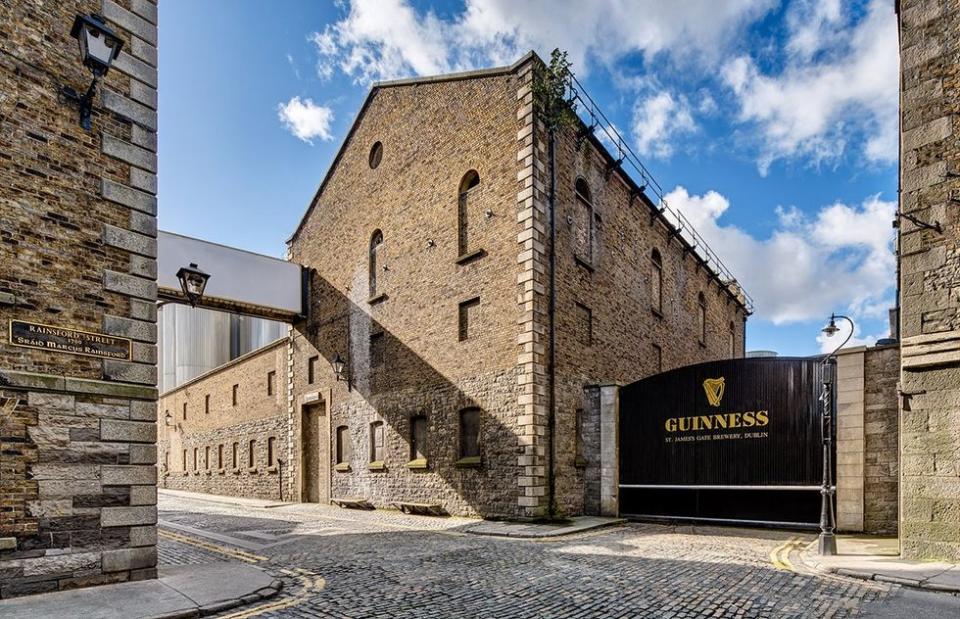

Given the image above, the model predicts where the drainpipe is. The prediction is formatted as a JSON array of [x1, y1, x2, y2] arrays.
[[547, 127, 558, 517]]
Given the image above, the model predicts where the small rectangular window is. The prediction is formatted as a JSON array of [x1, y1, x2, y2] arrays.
[[369, 421, 384, 463], [218, 444, 224, 469], [232, 384, 238, 406], [267, 371, 276, 396], [459, 408, 481, 459], [249, 439, 256, 468], [729, 323, 736, 358], [268, 437, 276, 467], [335, 426, 351, 465], [193, 448, 198, 471], [370, 331, 385, 368], [458, 297, 480, 341], [204, 446, 210, 470], [410, 416, 427, 461], [232, 442, 238, 468], [575, 409, 585, 461], [204, 394, 210, 414], [182, 402, 187, 421], [652, 344, 663, 373], [182, 449, 187, 471], [308, 356, 318, 384], [575, 303, 592, 347]]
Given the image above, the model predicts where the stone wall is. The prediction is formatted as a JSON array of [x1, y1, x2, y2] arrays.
[[897, 0, 960, 561], [863, 345, 899, 536], [547, 116, 748, 516], [158, 340, 289, 501], [0, 0, 159, 597]]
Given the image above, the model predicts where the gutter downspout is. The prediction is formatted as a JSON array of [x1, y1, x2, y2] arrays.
[[547, 127, 558, 517]]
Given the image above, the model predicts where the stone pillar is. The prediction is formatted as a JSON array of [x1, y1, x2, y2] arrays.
[[598, 384, 620, 517], [897, 0, 960, 561], [0, 0, 159, 597], [836, 348, 866, 532]]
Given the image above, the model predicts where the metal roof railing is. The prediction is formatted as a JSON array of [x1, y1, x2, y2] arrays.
[[566, 73, 754, 314]]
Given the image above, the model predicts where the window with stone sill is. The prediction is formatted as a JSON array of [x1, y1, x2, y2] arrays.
[[409, 415, 428, 467], [651, 249, 663, 315], [698, 292, 707, 345], [369, 421, 384, 466], [574, 179, 594, 266], [458, 297, 480, 342], [335, 425, 351, 470], [457, 170, 482, 260], [458, 407, 481, 467], [369, 229, 384, 300], [308, 355, 318, 384]]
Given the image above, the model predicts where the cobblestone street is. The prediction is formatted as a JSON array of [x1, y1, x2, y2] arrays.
[[154, 492, 958, 619]]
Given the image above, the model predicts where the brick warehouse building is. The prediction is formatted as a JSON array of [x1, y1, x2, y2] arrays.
[[1, 0, 160, 597], [159, 53, 750, 518]]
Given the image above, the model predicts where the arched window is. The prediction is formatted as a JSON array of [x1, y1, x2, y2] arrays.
[[651, 249, 663, 314], [728, 321, 736, 358], [574, 179, 594, 264], [698, 292, 707, 345], [369, 229, 383, 298], [458, 170, 481, 257], [368, 141, 383, 169]]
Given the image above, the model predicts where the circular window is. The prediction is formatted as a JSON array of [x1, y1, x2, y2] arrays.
[[368, 141, 383, 169]]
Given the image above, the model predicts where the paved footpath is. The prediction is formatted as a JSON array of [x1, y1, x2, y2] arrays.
[[157, 492, 959, 618]]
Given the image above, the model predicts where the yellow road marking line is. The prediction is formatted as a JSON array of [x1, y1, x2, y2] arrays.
[[158, 528, 267, 563], [770, 537, 801, 571], [219, 570, 326, 619]]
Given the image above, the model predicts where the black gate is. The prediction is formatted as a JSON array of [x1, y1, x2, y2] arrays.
[[619, 357, 832, 527]]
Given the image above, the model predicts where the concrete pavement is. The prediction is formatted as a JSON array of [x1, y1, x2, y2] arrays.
[[800, 536, 960, 593], [0, 562, 281, 619]]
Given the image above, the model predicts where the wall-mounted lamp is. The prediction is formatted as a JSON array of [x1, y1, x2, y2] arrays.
[[164, 410, 173, 427], [176, 263, 210, 307], [331, 352, 352, 391], [60, 14, 123, 130]]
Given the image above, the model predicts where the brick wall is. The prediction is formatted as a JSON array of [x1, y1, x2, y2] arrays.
[[158, 340, 289, 501], [288, 65, 527, 518], [898, 0, 960, 561], [162, 53, 748, 520], [0, 0, 159, 597]]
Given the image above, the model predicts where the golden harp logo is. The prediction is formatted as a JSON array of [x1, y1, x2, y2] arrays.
[[703, 377, 725, 408]]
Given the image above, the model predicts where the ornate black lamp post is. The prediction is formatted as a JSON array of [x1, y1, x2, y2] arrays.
[[62, 14, 124, 130], [175, 263, 210, 307], [818, 313, 854, 555], [331, 352, 352, 391]]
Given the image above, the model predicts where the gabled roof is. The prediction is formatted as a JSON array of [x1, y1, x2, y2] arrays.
[[286, 51, 541, 244]]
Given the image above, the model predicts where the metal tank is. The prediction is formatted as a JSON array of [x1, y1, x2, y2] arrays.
[[159, 305, 287, 393]]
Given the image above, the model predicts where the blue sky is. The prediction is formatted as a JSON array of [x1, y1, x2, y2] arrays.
[[157, 0, 899, 356]]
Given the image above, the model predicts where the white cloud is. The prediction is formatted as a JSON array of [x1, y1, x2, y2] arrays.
[[312, 0, 776, 84], [277, 96, 334, 144], [631, 92, 696, 159], [662, 186, 896, 331], [721, 0, 898, 174]]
